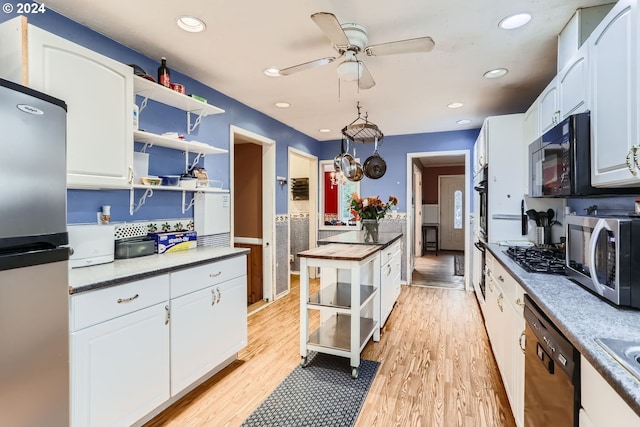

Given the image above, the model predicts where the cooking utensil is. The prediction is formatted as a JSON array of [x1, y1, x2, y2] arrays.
[[538, 211, 548, 227], [547, 209, 555, 225], [526, 209, 540, 226], [363, 136, 387, 179], [521, 200, 528, 236], [334, 138, 346, 171], [340, 139, 358, 179]]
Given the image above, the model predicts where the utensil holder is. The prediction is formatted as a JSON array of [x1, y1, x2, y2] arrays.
[[535, 226, 552, 245]]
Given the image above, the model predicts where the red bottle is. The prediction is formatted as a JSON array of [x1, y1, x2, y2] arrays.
[[157, 57, 171, 87]]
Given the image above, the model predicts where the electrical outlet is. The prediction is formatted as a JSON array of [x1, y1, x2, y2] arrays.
[[289, 254, 294, 263]]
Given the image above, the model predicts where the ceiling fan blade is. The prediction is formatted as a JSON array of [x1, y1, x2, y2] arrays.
[[278, 57, 335, 76], [358, 62, 375, 90], [365, 36, 435, 56], [311, 12, 350, 48]]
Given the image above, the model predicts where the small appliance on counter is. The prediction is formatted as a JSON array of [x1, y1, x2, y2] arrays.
[[114, 236, 155, 259], [68, 224, 115, 268]]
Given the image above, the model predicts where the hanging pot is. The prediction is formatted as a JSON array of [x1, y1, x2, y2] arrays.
[[363, 137, 387, 179], [333, 138, 346, 171], [340, 138, 358, 180], [349, 161, 364, 182]]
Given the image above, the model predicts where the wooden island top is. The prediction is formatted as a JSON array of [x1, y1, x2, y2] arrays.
[[297, 243, 381, 261]]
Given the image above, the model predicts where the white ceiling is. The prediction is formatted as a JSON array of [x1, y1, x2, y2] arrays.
[[45, 0, 614, 142]]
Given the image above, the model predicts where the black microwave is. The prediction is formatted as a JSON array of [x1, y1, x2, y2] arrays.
[[565, 214, 640, 309], [529, 112, 639, 197]]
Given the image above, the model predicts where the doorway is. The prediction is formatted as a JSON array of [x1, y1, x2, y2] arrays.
[[230, 126, 275, 309], [406, 150, 471, 290], [287, 148, 318, 289]]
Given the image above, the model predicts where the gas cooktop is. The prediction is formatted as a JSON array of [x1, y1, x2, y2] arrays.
[[504, 246, 566, 275]]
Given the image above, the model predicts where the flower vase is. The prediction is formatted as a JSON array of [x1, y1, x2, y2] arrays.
[[361, 219, 379, 243]]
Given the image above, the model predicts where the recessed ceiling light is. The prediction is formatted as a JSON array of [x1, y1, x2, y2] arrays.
[[448, 102, 464, 109], [176, 16, 206, 33], [275, 102, 290, 108], [484, 68, 508, 79], [457, 119, 472, 125], [264, 67, 281, 77], [319, 129, 331, 133], [499, 13, 532, 30]]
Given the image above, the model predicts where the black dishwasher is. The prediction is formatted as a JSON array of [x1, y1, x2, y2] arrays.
[[523, 295, 580, 427]]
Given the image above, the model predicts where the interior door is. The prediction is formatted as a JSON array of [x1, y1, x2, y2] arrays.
[[440, 175, 465, 251], [413, 165, 423, 257]]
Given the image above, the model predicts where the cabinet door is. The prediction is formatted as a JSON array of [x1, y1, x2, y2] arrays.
[[170, 275, 247, 396], [539, 77, 559, 134], [559, 43, 589, 119], [71, 303, 170, 427], [513, 314, 526, 427], [28, 25, 133, 189], [523, 102, 539, 195], [590, 0, 639, 187]]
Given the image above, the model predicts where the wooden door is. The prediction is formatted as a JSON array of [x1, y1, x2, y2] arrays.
[[439, 175, 465, 251], [235, 243, 263, 304]]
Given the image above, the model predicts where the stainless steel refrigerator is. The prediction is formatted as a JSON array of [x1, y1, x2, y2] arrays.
[[0, 78, 69, 427]]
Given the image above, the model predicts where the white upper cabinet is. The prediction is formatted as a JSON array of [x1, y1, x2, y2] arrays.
[[589, 0, 640, 187], [0, 17, 133, 189], [559, 43, 590, 119], [538, 77, 560, 135], [522, 102, 539, 195]]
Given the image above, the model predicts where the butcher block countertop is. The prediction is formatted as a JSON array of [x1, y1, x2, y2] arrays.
[[297, 243, 381, 261]]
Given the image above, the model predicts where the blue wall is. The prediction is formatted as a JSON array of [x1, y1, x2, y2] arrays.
[[2, 2, 479, 220]]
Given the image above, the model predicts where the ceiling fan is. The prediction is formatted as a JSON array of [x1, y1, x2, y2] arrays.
[[278, 12, 435, 90]]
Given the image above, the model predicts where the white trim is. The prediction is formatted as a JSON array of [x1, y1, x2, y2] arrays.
[[406, 150, 471, 291], [230, 125, 276, 302], [234, 237, 263, 245]]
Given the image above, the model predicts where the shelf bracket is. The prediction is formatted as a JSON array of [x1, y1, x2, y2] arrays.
[[182, 191, 196, 213], [140, 143, 153, 153], [187, 110, 208, 134], [138, 96, 149, 114], [129, 188, 154, 215], [188, 152, 205, 171]]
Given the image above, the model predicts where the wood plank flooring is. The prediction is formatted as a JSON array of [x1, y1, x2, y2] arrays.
[[145, 262, 515, 427], [412, 251, 465, 290]]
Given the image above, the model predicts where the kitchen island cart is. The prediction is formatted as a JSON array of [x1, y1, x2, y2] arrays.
[[298, 243, 381, 378]]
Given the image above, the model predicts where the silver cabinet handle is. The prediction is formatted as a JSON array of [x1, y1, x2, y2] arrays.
[[516, 297, 525, 308], [128, 166, 134, 184], [209, 271, 222, 278], [165, 305, 170, 325], [117, 293, 139, 304], [216, 287, 221, 304], [497, 275, 504, 283], [385, 264, 392, 276], [627, 147, 637, 175], [211, 288, 216, 306], [519, 330, 526, 353], [497, 293, 504, 312]]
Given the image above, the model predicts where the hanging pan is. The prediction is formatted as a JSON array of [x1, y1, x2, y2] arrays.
[[333, 138, 346, 171], [340, 138, 358, 180], [363, 137, 387, 179]]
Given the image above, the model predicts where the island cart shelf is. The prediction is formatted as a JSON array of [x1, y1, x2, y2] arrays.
[[298, 243, 381, 378]]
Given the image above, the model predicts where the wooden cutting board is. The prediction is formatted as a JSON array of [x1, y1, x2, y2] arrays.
[[297, 243, 380, 261]]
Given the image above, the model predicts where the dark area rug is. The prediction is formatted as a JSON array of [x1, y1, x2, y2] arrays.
[[454, 254, 464, 276], [241, 352, 379, 427]]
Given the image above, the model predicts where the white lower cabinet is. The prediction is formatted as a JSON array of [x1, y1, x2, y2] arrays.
[[170, 275, 247, 396], [70, 255, 248, 427], [380, 241, 401, 325], [580, 356, 640, 427], [484, 252, 525, 427], [70, 276, 171, 427]]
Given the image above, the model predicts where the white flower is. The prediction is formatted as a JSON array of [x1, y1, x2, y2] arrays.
[[362, 199, 369, 208]]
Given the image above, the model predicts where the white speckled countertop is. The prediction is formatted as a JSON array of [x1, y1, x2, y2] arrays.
[[487, 243, 640, 416], [69, 246, 249, 294]]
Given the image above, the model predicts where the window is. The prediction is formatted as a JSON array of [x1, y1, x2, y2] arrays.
[[454, 190, 463, 229], [319, 161, 360, 229]]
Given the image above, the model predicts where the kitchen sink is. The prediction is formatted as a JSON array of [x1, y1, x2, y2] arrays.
[[596, 338, 640, 381]]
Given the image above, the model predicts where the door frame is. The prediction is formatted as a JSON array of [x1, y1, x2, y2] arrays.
[[287, 147, 319, 289], [438, 174, 465, 251], [230, 125, 276, 302], [405, 150, 472, 290]]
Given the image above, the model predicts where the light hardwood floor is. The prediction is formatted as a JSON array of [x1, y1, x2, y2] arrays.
[[146, 263, 515, 427], [412, 251, 465, 290]]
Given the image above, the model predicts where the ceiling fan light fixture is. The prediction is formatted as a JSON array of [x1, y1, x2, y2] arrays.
[[337, 60, 363, 82], [484, 68, 508, 79], [176, 15, 206, 33], [499, 13, 532, 30]]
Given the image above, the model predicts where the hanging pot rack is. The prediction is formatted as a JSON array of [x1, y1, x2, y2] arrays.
[[341, 102, 384, 144]]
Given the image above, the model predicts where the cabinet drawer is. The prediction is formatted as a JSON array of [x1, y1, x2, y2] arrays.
[[170, 255, 247, 298], [70, 275, 170, 331], [490, 258, 525, 313], [381, 240, 401, 265]]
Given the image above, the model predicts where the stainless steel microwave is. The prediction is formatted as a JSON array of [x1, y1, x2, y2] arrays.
[[565, 215, 640, 308], [529, 112, 639, 197]]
